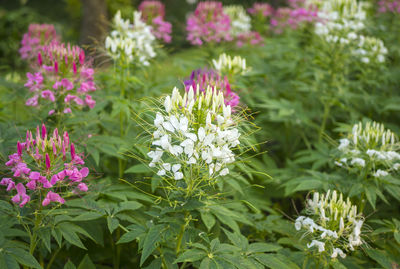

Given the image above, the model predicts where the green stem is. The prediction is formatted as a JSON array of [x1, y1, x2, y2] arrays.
[[176, 212, 190, 255], [114, 228, 121, 269], [318, 102, 331, 143], [46, 244, 63, 269]]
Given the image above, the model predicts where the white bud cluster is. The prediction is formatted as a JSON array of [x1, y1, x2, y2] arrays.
[[336, 122, 400, 178], [314, 0, 387, 65], [212, 53, 249, 76], [147, 86, 241, 186], [105, 11, 156, 66], [224, 5, 251, 37], [295, 190, 364, 259]]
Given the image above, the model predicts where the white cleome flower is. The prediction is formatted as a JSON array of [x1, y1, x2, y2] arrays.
[[105, 10, 156, 66]]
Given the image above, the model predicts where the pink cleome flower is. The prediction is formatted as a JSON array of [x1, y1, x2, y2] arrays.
[[186, 1, 232, 46], [184, 68, 240, 109], [19, 24, 60, 61], [378, 0, 400, 13], [248, 3, 274, 17], [0, 124, 90, 208], [139, 0, 172, 43], [24, 42, 97, 114]]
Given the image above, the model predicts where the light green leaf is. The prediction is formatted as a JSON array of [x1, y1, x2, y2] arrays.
[[248, 243, 282, 253], [77, 254, 96, 269], [7, 248, 42, 269], [64, 260, 77, 269], [140, 225, 165, 266], [365, 249, 393, 269], [107, 216, 120, 234], [175, 249, 207, 263], [125, 164, 151, 174], [200, 211, 216, 231]]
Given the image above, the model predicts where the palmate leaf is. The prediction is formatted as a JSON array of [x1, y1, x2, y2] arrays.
[[140, 224, 165, 266]]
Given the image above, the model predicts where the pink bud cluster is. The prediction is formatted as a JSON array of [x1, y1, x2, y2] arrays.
[[139, 0, 172, 43], [0, 124, 90, 208], [24, 42, 96, 115], [236, 31, 263, 48], [247, 3, 274, 17], [186, 1, 232, 46], [270, 6, 319, 34], [378, 0, 400, 13], [19, 24, 60, 61], [184, 69, 240, 109]]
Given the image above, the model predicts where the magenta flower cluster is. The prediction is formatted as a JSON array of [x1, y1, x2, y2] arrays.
[[236, 31, 263, 48], [186, 1, 232, 46], [247, 3, 274, 17], [139, 0, 172, 43], [24, 41, 97, 115], [378, 0, 400, 13], [247, 2, 318, 34], [184, 69, 240, 109], [19, 24, 60, 62], [0, 124, 90, 208]]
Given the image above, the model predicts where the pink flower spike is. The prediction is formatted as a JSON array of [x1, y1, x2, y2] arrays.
[[77, 183, 88, 192], [70, 143, 76, 160], [45, 153, 51, 170], [50, 174, 59, 185], [79, 50, 85, 65], [54, 60, 58, 73], [17, 141, 22, 156], [73, 62, 77, 74], [52, 141, 57, 155], [41, 123, 47, 138], [38, 52, 43, 66], [48, 109, 55, 116]]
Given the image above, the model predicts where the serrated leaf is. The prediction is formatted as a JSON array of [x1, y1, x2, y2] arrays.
[[64, 260, 76, 269], [248, 243, 282, 253], [140, 225, 165, 266], [77, 254, 96, 269], [107, 216, 120, 234], [200, 211, 216, 231], [175, 249, 206, 263], [7, 248, 42, 269]]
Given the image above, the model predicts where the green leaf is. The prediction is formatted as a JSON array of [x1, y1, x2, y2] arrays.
[[200, 211, 216, 231], [58, 223, 88, 250], [365, 249, 393, 269], [292, 180, 322, 193], [125, 164, 151, 174], [248, 243, 282, 253], [175, 249, 207, 263], [2, 254, 19, 269], [115, 201, 143, 214], [255, 253, 300, 269], [107, 216, 120, 234], [365, 186, 377, 209], [331, 260, 347, 269], [77, 254, 96, 269], [7, 248, 42, 269], [140, 225, 165, 266], [73, 212, 104, 222], [64, 260, 77, 269], [117, 228, 146, 244]]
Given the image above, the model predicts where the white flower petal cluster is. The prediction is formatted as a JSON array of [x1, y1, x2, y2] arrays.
[[314, 0, 387, 65], [147, 86, 241, 185], [212, 53, 249, 76], [105, 11, 156, 66], [336, 122, 400, 178], [223, 5, 251, 37], [295, 190, 364, 259]]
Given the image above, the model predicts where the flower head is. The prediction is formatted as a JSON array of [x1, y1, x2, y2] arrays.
[[1, 124, 90, 208], [184, 68, 240, 109], [106, 11, 156, 65], [247, 3, 274, 17], [295, 190, 365, 259], [19, 24, 60, 61], [335, 121, 399, 178], [186, 1, 232, 46], [147, 87, 241, 197], [224, 5, 251, 37], [139, 1, 172, 43], [378, 0, 400, 13], [24, 42, 97, 114], [212, 53, 249, 76]]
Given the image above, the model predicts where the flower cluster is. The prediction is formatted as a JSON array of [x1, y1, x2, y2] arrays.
[[19, 24, 60, 61], [212, 53, 249, 76], [271, 6, 319, 33], [184, 68, 239, 109], [335, 121, 400, 178], [139, 0, 172, 43], [223, 5, 251, 37], [24, 42, 96, 115], [0, 124, 90, 208], [378, 0, 400, 13], [105, 11, 156, 66], [147, 87, 240, 193], [315, 0, 387, 64], [295, 190, 365, 259], [247, 3, 274, 18], [186, 1, 232, 46]]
